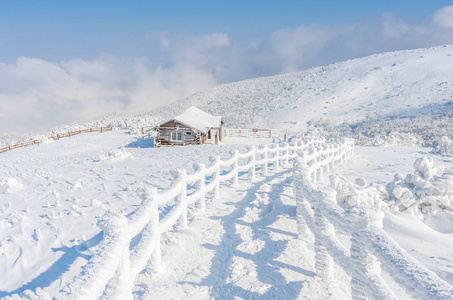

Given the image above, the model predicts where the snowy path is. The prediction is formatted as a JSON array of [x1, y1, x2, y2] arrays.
[[137, 168, 324, 299]]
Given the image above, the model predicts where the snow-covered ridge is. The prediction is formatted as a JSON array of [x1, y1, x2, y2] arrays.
[[152, 45, 453, 136], [2, 45, 453, 148]]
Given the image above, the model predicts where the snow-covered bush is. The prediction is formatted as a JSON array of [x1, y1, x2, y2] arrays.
[[310, 111, 453, 148], [331, 157, 453, 218], [385, 157, 453, 217], [433, 136, 453, 157], [330, 175, 389, 210], [371, 131, 421, 147]]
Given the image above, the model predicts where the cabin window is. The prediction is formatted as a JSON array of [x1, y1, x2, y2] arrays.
[[171, 132, 182, 141], [186, 131, 192, 135]]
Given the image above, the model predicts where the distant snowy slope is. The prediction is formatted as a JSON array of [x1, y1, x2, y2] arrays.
[[155, 45, 453, 133]]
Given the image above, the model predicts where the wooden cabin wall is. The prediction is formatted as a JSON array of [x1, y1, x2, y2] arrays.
[[157, 121, 205, 145]]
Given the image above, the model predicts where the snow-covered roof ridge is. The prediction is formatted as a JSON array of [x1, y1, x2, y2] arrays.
[[155, 106, 223, 134]]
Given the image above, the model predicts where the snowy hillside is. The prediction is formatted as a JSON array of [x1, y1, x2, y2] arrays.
[[152, 45, 453, 140], [2, 45, 453, 148]]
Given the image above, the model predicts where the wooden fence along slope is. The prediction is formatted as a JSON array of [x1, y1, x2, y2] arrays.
[[0, 127, 112, 154]]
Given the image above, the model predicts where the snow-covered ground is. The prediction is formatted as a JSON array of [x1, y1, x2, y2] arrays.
[[0, 130, 259, 296], [0, 130, 452, 299]]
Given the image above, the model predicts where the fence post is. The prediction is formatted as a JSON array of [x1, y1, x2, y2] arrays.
[[177, 169, 188, 229], [214, 156, 221, 199], [94, 213, 131, 300], [302, 150, 309, 164], [334, 145, 340, 166], [250, 146, 256, 181], [322, 145, 328, 173], [232, 150, 239, 186], [115, 231, 133, 300], [313, 204, 334, 281], [263, 145, 269, 176], [293, 158, 312, 239], [197, 164, 206, 212], [147, 187, 162, 274], [284, 143, 289, 165], [349, 207, 393, 300], [349, 207, 370, 299], [274, 145, 280, 170], [328, 145, 333, 170], [316, 157, 323, 182]]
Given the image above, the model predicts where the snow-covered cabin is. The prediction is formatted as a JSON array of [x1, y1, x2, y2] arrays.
[[146, 106, 224, 146]]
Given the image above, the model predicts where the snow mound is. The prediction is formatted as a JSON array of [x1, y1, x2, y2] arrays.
[[425, 212, 453, 234], [98, 148, 133, 161], [0, 178, 24, 194]]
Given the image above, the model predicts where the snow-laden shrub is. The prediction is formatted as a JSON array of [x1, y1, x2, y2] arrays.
[[331, 157, 453, 218], [330, 175, 389, 210], [386, 157, 453, 217], [372, 131, 421, 147], [433, 136, 453, 157], [309, 110, 453, 148]]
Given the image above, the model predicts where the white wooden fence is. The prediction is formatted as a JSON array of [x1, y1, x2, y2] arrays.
[[293, 140, 453, 299], [223, 128, 287, 139], [58, 138, 326, 299]]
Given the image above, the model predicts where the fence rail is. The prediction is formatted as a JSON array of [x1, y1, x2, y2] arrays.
[[0, 127, 112, 154], [293, 140, 453, 299], [223, 128, 287, 139], [58, 137, 326, 300]]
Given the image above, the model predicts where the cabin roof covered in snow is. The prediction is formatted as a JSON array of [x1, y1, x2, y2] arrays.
[[154, 106, 223, 134]]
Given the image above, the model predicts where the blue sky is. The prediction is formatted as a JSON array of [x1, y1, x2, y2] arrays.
[[1, 1, 453, 133], [1, 0, 452, 61]]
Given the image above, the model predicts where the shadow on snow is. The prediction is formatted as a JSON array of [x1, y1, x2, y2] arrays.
[[180, 168, 315, 299], [0, 232, 103, 298]]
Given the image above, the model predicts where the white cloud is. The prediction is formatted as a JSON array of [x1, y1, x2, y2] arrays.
[[0, 53, 218, 133], [2, 9, 453, 134], [433, 5, 453, 29], [243, 9, 453, 75], [381, 12, 409, 38]]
